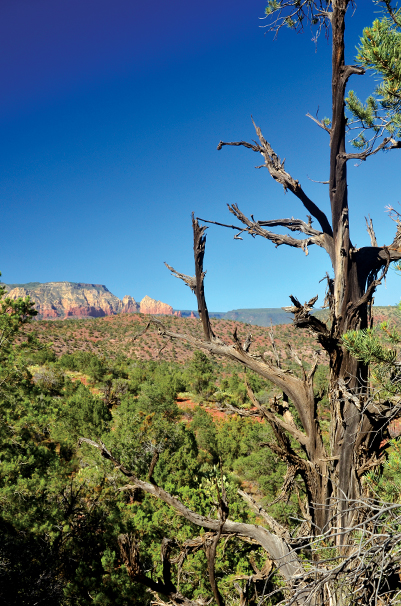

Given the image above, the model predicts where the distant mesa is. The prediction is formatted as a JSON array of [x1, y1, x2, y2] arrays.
[[2, 281, 178, 320], [2, 281, 305, 326]]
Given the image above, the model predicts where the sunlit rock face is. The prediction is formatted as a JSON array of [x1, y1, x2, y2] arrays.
[[121, 295, 140, 314], [139, 295, 173, 315], [3, 283, 172, 319], [5, 282, 122, 318]]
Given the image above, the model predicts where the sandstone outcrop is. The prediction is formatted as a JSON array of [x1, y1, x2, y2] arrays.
[[139, 295, 173, 315], [4, 282, 123, 319], [4, 282, 172, 319], [121, 295, 140, 314]]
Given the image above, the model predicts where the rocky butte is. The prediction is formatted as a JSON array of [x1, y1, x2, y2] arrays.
[[3, 282, 179, 319]]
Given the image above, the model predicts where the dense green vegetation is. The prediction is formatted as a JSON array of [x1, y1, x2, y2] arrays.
[[1, 287, 309, 605], [4, 283, 401, 604]]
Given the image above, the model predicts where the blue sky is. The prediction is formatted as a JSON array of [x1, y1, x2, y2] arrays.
[[1, 0, 400, 311]]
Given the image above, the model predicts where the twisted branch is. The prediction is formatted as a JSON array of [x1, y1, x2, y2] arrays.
[[217, 118, 333, 240]]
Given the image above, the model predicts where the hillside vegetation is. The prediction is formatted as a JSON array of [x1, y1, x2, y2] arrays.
[[3, 301, 401, 604]]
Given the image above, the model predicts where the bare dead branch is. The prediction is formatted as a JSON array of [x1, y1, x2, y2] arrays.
[[234, 579, 252, 606], [231, 204, 327, 256], [157, 339, 169, 358], [118, 534, 200, 606], [365, 215, 378, 247], [161, 537, 176, 593], [232, 326, 252, 354], [205, 528, 225, 606], [237, 489, 291, 542], [268, 324, 281, 368], [192, 216, 215, 342], [263, 498, 401, 606], [341, 64, 365, 83], [132, 322, 151, 341], [342, 135, 401, 161], [282, 295, 336, 353], [257, 217, 322, 237], [307, 176, 329, 184], [243, 333, 252, 353], [306, 111, 331, 134], [166, 216, 220, 343], [217, 118, 333, 239], [165, 262, 196, 292], [199, 208, 324, 256], [148, 451, 159, 484], [216, 393, 309, 447], [286, 342, 304, 370]]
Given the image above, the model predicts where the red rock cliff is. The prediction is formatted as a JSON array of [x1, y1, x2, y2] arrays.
[[3, 282, 172, 319], [139, 295, 173, 315]]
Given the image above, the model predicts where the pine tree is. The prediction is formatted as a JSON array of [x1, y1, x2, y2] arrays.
[[346, 1, 401, 151]]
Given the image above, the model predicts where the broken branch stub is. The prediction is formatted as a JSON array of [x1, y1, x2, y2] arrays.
[[165, 215, 216, 342]]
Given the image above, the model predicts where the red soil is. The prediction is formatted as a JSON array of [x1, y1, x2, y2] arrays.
[[176, 398, 264, 423]]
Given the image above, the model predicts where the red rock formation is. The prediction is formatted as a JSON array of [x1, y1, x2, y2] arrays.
[[140, 295, 173, 315], [41, 307, 60, 319], [190, 311, 196, 319], [65, 306, 108, 318], [121, 295, 140, 314], [4, 282, 122, 319], [4, 283, 175, 319], [173, 310, 182, 317]]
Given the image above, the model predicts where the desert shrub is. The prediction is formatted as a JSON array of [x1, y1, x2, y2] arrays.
[[32, 365, 65, 394]]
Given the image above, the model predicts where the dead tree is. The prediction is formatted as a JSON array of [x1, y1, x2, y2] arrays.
[[81, 2, 401, 604]]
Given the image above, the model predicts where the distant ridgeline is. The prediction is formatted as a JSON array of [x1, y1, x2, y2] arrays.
[[2, 282, 398, 325], [2, 282, 180, 320], [180, 308, 293, 326], [174, 306, 400, 328]]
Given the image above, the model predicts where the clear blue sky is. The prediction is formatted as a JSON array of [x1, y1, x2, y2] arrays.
[[1, 0, 400, 311]]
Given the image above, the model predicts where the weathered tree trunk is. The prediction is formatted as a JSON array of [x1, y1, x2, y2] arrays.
[[327, 2, 387, 538], [328, 0, 367, 536]]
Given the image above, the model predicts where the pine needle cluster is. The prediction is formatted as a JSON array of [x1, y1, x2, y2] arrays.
[[343, 320, 401, 395], [346, 1, 401, 148]]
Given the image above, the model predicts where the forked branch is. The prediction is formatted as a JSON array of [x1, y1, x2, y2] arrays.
[[217, 118, 333, 240], [198, 211, 324, 256], [343, 136, 401, 161], [117, 533, 199, 606], [282, 295, 337, 353], [365, 215, 378, 247]]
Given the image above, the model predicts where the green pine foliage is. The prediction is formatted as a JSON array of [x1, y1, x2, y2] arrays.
[[365, 437, 401, 502], [346, 3, 401, 148], [343, 307, 401, 506], [184, 350, 217, 398], [343, 320, 401, 395]]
